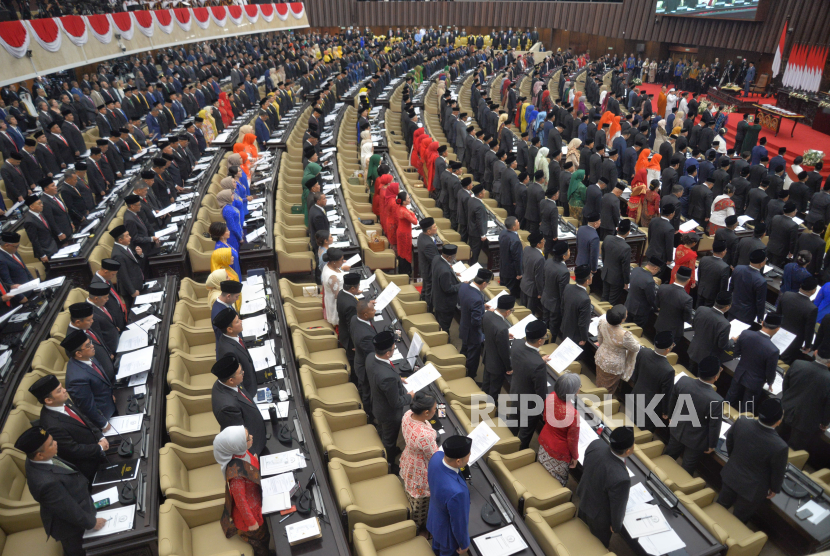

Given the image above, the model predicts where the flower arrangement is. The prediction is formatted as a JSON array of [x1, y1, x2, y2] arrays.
[[697, 100, 710, 114], [803, 150, 825, 166], [631, 78, 642, 86], [722, 83, 741, 92], [789, 91, 811, 101], [720, 104, 737, 114]]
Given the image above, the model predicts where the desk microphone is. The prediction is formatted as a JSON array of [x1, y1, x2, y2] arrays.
[[109, 423, 134, 457]]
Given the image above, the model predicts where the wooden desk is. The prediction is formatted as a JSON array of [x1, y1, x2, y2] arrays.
[[754, 104, 805, 138]]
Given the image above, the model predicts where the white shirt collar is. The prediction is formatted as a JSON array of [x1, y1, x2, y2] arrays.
[[524, 342, 540, 352], [223, 333, 240, 341], [219, 380, 238, 392], [44, 404, 67, 414], [442, 458, 459, 473]]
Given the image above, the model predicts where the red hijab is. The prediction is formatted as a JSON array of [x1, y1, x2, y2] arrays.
[[425, 141, 440, 192]]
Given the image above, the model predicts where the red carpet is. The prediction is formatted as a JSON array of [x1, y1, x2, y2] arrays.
[[632, 82, 829, 179]]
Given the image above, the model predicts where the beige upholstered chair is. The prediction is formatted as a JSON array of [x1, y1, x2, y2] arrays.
[[158, 498, 254, 556], [311, 409, 385, 463], [677, 488, 767, 556], [165, 392, 220, 448], [488, 450, 572, 515], [353, 521, 434, 556], [0, 507, 62, 556], [159, 443, 224, 504], [525, 503, 616, 556]]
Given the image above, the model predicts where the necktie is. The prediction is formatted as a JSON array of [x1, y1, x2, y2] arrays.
[[0, 283, 9, 307], [238, 337, 246, 350], [108, 284, 127, 315], [11, 253, 24, 268], [52, 196, 66, 212], [101, 306, 113, 321], [38, 214, 49, 229], [64, 405, 86, 426], [238, 389, 252, 403], [86, 329, 101, 345], [90, 360, 105, 380], [3, 132, 17, 151], [53, 459, 73, 470]]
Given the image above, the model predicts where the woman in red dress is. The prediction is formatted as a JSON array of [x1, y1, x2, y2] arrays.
[[373, 173, 392, 218], [214, 425, 269, 556], [411, 128, 425, 171], [627, 168, 649, 222], [417, 135, 432, 182], [537, 373, 582, 487], [382, 182, 400, 243], [395, 190, 419, 275], [217, 92, 234, 126], [424, 141, 440, 193], [671, 232, 699, 293]]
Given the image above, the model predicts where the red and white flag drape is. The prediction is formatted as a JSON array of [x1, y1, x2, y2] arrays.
[[771, 19, 787, 79], [0, 4, 302, 59], [783, 42, 828, 92]]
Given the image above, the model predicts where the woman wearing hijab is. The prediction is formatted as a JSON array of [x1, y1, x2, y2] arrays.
[[366, 154, 382, 201], [567, 169, 587, 224], [594, 305, 641, 394], [268, 68, 279, 89], [534, 147, 550, 182], [573, 91, 587, 115], [411, 128, 426, 169], [211, 249, 242, 310], [210, 221, 242, 280], [671, 233, 698, 293], [540, 85, 553, 113], [653, 120, 668, 153], [627, 168, 649, 223], [241, 133, 259, 161], [635, 148, 651, 174], [565, 138, 581, 170], [214, 426, 270, 556], [396, 190, 418, 275], [647, 154, 663, 185], [198, 108, 217, 143], [373, 173, 392, 218], [522, 104, 536, 134], [206, 269, 233, 308], [216, 189, 244, 251], [217, 93, 234, 126], [321, 247, 349, 325], [418, 135, 433, 182], [302, 162, 322, 226], [382, 182, 401, 245], [360, 130, 374, 173], [424, 141, 440, 194]]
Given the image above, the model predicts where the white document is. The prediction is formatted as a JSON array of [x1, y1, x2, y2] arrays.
[[8, 278, 40, 296], [639, 529, 686, 556], [285, 517, 321, 544], [459, 263, 482, 283], [623, 507, 671, 538], [467, 421, 501, 466], [407, 333, 423, 367], [626, 483, 654, 513], [240, 297, 268, 315], [116, 346, 155, 379], [719, 420, 732, 440], [261, 486, 292, 514], [128, 372, 148, 387], [771, 327, 796, 353], [81, 219, 100, 234], [547, 337, 584, 373], [84, 505, 135, 538], [589, 316, 601, 337], [258, 401, 289, 420], [102, 414, 144, 436], [373, 281, 401, 311], [133, 291, 163, 305], [92, 486, 120, 506], [486, 290, 507, 309], [345, 254, 361, 267], [249, 344, 277, 371], [728, 319, 752, 339], [359, 274, 376, 292], [260, 449, 307, 476], [242, 314, 269, 338], [404, 363, 441, 394], [577, 414, 600, 465], [246, 226, 266, 242], [131, 304, 151, 315], [36, 276, 66, 290], [679, 219, 699, 233], [153, 204, 179, 218], [802, 500, 830, 525], [737, 214, 754, 226], [507, 314, 538, 340], [770, 373, 784, 395], [241, 283, 266, 301], [128, 314, 161, 332], [154, 224, 179, 239], [472, 524, 528, 556], [452, 261, 467, 274], [116, 328, 149, 353]]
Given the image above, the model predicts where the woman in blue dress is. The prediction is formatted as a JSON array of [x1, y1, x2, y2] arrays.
[[217, 189, 244, 254], [221, 177, 247, 218], [229, 164, 252, 215], [209, 220, 242, 279]]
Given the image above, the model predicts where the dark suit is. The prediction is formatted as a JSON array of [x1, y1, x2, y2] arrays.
[[26, 458, 97, 556], [350, 316, 376, 415], [766, 214, 800, 267], [625, 267, 658, 327], [781, 359, 830, 450], [729, 265, 767, 324], [308, 204, 329, 260], [744, 187, 769, 223], [499, 229, 523, 297], [124, 210, 159, 263], [417, 233, 441, 310], [467, 196, 488, 264], [666, 376, 723, 474], [734, 236, 767, 267], [0, 248, 33, 285], [90, 274, 126, 330], [520, 246, 545, 313], [41, 194, 73, 243], [561, 283, 591, 345], [90, 305, 119, 355], [630, 349, 674, 431], [775, 291, 817, 363], [714, 228, 741, 267], [688, 306, 734, 366], [688, 184, 714, 224], [23, 211, 58, 259], [210, 300, 234, 343], [481, 311, 512, 400], [726, 329, 779, 412], [575, 441, 630, 547], [432, 255, 461, 333], [216, 334, 258, 400], [336, 291, 358, 359], [644, 216, 675, 265], [211, 380, 267, 455], [655, 283, 693, 339], [458, 283, 486, 378], [697, 255, 730, 307], [366, 354, 411, 460], [65, 357, 115, 430], [1, 161, 29, 201], [509, 341, 548, 449], [797, 231, 825, 277], [600, 234, 631, 305], [111, 244, 144, 301], [39, 402, 107, 485], [718, 417, 788, 522]]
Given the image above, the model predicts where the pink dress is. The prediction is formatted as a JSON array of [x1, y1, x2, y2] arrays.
[[399, 410, 438, 498]]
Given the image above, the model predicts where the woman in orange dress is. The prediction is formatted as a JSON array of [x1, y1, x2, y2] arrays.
[[646, 154, 663, 185], [417, 134, 432, 181], [627, 168, 649, 222], [395, 190, 419, 275], [424, 141, 440, 194], [635, 148, 651, 173], [642, 179, 661, 228], [380, 182, 398, 236], [671, 232, 699, 293], [241, 133, 259, 161]]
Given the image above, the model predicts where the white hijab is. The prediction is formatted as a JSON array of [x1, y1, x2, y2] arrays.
[[213, 425, 249, 474]]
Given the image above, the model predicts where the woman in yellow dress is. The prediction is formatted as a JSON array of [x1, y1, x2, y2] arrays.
[[198, 108, 217, 144], [211, 248, 242, 311]]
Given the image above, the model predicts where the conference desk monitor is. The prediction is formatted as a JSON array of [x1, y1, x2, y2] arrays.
[[356, 265, 548, 556]]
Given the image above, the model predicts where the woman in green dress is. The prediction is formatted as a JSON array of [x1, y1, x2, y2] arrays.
[[740, 119, 763, 154], [366, 154, 381, 202], [567, 169, 587, 224], [302, 162, 322, 226]]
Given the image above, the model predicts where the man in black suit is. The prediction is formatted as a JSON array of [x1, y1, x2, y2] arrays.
[[481, 294, 515, 401], [40, 178, 74, 246], [417, 218, 441, 312], [598, 183, 623, 241], [714, 216, 741, 267], [109, 225, 145, 303], [519, 232, 545, 314], [718, 398, 788, 523], [47, 122, 75, 167], [210, 355, 267, 456], [688, 177, 714, 229], [366, 331, 411, 468], [729, 249, 769, 324], [213, 307, 258, 399], [30, 374, 108, 486], [600, 220, 632, 306], [696, 240, 730, 308], [774, 276, 818, 363], [525, 170, 547, 235], [432, 244, 463, 335], [781, 352, 830, 451], [87, 282, 120, 356], [123, 195, 160, 269], [467, 184, 488, 264], [23, 194, 58, 262], [767, 202, 800, 267], [350, 300, 377, 418], [210, 280, 241, 344], [0, 231, 33, 286], [688, 291, 735, 375], [726, 314, 781, 414], [734, 224, 767, 267], [20, 139, 44, 190], [509, 320, 550, 450], [629, 331, 675, 431], [91, 258, 128, 330], [337, 273, 360, 368], [541, 241, 571, 340], [798, 223, 827, 278], [61, 170, 88, 228], [1, 152, 29, 203], [308, 191, 329, 263], [576, 427, 634, 548], [625, 257, 661, 328], [561, 265, 592, 346], [644, 205, 676, 277], [499, 216, 523, 298], [655, 266, 694, 340], [16, 426, 105, 556], [666, 356, 724, 475]]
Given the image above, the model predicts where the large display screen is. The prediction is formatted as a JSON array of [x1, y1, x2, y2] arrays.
[[656, 0, 763, 21]]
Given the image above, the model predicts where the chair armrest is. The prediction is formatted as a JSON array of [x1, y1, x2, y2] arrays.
[[726, 531, 768, 556], [635, 440, 666, 460], [525, 484, 572, 513], [337, 457, 389, 483], [353, 521, 417, 552], [301, 334, 341, 351], [320, 409, 368, 432], [493, 448, 537, 471], [290, 305, 327, 323], [164, 498, 225, 528], [435, 364, 467, 382], [163, 444, 217, 469], [684, 487, 717, 507], [536, 502, 578, 528], [304, 366, 350, 388]]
